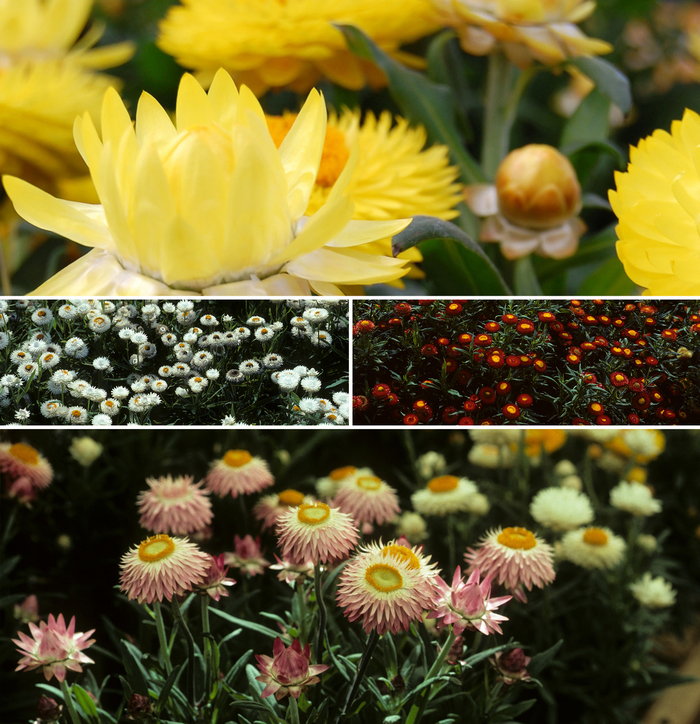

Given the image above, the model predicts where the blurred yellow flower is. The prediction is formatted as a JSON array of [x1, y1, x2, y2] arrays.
[[0, 0, 134, 193], [610, 109, 700, 295], [156, 0, 439, 96], [433, 0, 612, 67], [3, 70, 410, 296]]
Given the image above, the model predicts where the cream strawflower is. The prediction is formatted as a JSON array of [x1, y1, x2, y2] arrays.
[[395, 511, 428, 544], [0, 441, 53, 489], [119, 534, 210, 604], [629, 573, 676, 609], [619, 430, 665, 461], [137, 475, 213, 535], [529, 487, 594, 532], [315, 465, 368, 500], [333, 473, 401, 525], [68, 436, 103, 466], [609, 481, 661, 517], [411, 475, 481, 516], [4, 70, 410, 296], [206, 449, 274, 497], [560, 527, 626, 570], [336, 540, 440, 635], [465, 526, 555, 601], [253, 489, 315, 531], [276, 501, 358, 565], [416, 451, 447, 479], [467, 443, 516, 469]]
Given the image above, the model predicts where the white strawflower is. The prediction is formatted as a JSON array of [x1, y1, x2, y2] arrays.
[[247, 316, 265, 326], [69, 437, 104, 466], [92, 357, 113, 372], [530, 487, 594, 532], [411, 476, 481, 516], [277, 370, 300, 392], [469, 429, 521, 446], [205, 369, 220, 381], [84, 387, 107, 403], [395, 511, 428, 544], [100, 399, 121, 416], [559, 475, 583, 491], [332, 392, 350, 406], [0, 332, 9, 350], [311, 331, 332, 347], [416, 451, 447, 479], [301, 377, 322, 393], [554, 460, 577, 478], [31, 308, 54, 326], [560, 527, 626, 570], [17, 362, 38, 380], [39, 352, 60, 369], [176, 300, 194, 312], [468, 443, 516, 469], [610, 482, 662, 517], [88, 315, 112, 333], [637, 534, 657, 553], [200, 313, 218, 326], [238, 360, 261, 376], [263, 354, 284, 369], [299, 398, 319, 414], [131, 332, 148, 344], [14, 409, 30, 422], [293, 365, 309, 376], [192, 351, 213, 368], [64, 337, 88, 358], [175, 387, 189, 398], [162, 333, 178, 346], [234, 326, 251, 341], [111, 386, 130, 400], [151, 379, 168, 393], [469, 493, 491, 516], [58, 304, 78, 320], [620, 430, 665, 460], [119, 328, 134, 340], [303, 308, 329, 324], [66, 406, 89, 425], [254, 327, 275, 343], [629, 573, 676, 609], [138, 343, 157, 359]]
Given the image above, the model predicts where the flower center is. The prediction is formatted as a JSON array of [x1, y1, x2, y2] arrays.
[[382, 544, 420, 570], [138, 534, 176, 562], [297, 502, 330, 525], [278, 489, 305, 506], [583, 527, 608, 546], [428, 475, 459, 493], [223, 450, 252, 467], [71, 410, 82, 418], [365, 563, 403, 592], [357, 475, 381, 491], [330, 466, 356, 481], [9, 443, 39, 465], [497, 527, 536, 550]]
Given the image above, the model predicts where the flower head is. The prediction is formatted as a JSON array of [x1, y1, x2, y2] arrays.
[[411, 475, 481, 516], [253, 489, 315, 531], [428, 567, 511, 636], [68, 437, 103, 466], [529, 487, 594, 531], [255, 637, 329, 700], [629, 572, 676, 609], [205, 449, 274, 497], [276, 502, 358, 565], [337, 540, 440, 635], [465, 527, 555, 601], [560, 526, 626, 570], [490, 648, 531, 685], [5, 70, 410, 296], [193, 553, 236, 601], [13, 613, 95, 682], [610, 481, 662, 517], [269, 554, 316, 586], [333, 473, 401, 525], [137, 475, 213, 535], [224, 534, 270, 577], [119, 534, 210, 604], [0, 442, 53, 489]]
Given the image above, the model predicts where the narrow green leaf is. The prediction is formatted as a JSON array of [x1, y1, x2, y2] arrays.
[[569, 56, 632, 114], [579, 252, 636, 294], [461, 643, 510, 669], [119, 640, 149, 697], [0, 554, 20, 579], [72, 684, 100, 724], [210, 607, 288, 641], [156, 663, 183, 714], [561, 139, 625, 171]]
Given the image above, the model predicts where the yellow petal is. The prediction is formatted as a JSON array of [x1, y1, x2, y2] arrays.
[[101, 87, 134, 148], [284, 246, 408, 284], [207, 69, 240, 127], [176, 73, 214, 131], [325, 218, 411, 247], [78, 41, 136, 70], [159, 216, 221, 288], [135, 92, 177, 149]]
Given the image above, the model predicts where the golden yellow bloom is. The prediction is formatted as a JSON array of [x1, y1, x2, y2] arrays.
[[610, 108, 700, 295], [157, 0, 439, 96], [464, 144, 585, 259], [3, 70, 410, 296], [0, 0, 134, 192], [433, 0, 612, 67]]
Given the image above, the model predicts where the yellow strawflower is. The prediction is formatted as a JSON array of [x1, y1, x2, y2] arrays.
[[156, 0, 439, 96], [3, 70, 410, 296], [0, 0, 134, 193], [610, 108, 700, 295], [432, 0, 612, 67]]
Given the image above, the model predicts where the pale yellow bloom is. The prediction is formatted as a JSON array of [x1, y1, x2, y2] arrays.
[[3, 70, 410, 296], [433, 0, 612, 67], [157, 0, 439, 96]]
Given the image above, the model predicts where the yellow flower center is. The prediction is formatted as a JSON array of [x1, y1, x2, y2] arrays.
[[71, 410, 82, 418], [223, 450, 252, 467], [138, 534, 176, 562], [427, 475, 459, 493], [45, 354, 53, 361], [497, 527, 536, 550], [365, 563, 403, 592], [382, 544, 420, 570], [38, 310, 46, 317], [297, 502, 331, 525], [267, 113, 349, 188], [583, 528, 608, 546], [330, 466, 357, 481], [357, 475, 382, 491], [9, 443, 39, 465], [278, 489, 305, 506]]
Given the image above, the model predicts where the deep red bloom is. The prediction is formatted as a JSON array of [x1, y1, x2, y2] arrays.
[[445, 303, 463, 316], [582, 315, 597, 325], [571, 418, 590, 425], [403, 413, 420, 425], [458, 333, 473, 346], [612, 318, 626, 328], [485, 321, 501, 332], [650, 389, 664, 403], [372, 384, 391, 399], [593, 336, 609, 347], [457, 369, 472, 385], [474, 334, 492, 347], [502, 404, 520, 420], [609, 371, 629, 387], [598, 315, 611, 325], [516, 320, 535, 334], [420, 379, 438, 390], [437, 337, 450, 346], [588, 401, 604, 415], [442, 407, 461, 423], [445, 359, 457, 373], [622, 348, 634, 360], [355, 320, 376, 333], [421, 344, 438, 357], [352, 396, 369, 411], [393, 302, 412, 316], [458, 416, 475, 425], [582, 373, 597, 384], [580, 342, 596, 352], [505, 355, 521, 368], [645, 356, 659, 366], [631, 392, 650, 410], [464, 400, 478, 412], [519, 355, 532, 367], [446, 344, 463, 358], [566, 353, 581, 365], [595, 415, 612, 425], [388, 317, 402, 327], [496, 381, 511, 395], [537, 311, 556, 323], [533, 360, 547, 372], [550, 322, 564, 333], [487, 352, 505, 368], [386, 393, 400, 406], [623, 329, 641, 340], [479, 387, 496, 405], [627, 413, 640, 424], [501, 314, 518, 325], [516, 394, 533, 408], [610, 346, 624, 357], [628, 378, 645, 393]]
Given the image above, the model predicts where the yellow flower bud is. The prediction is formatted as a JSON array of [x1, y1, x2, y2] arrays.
[[496, 144, 582, 230]]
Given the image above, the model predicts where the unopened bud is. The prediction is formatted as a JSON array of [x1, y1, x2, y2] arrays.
[[126, 693, 153, 720], [37, 696, 62, 722]]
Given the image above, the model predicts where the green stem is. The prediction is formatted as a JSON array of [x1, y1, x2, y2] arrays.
[[335, 629, 380, 723], [201, 595, 212, 697], [289, 696, 300, 724], [60, 679, 81, 724], [513, 256, 543, 295], [313, 566, 327, 662], [172, 597, 197, 708], [481, 51, 514, 179], [447, 516, 457, 577], [153, 602, 173, 675], [406, 628, 457, 724], [0, 504, 18, 558]]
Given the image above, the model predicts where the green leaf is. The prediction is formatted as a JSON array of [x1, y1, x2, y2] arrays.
[[561, 139, 625, 171], [119, 640, 149, 697], [210, 607, 288, 641], [156, 663, 183, 715], [569, 56, 632, 114], [391, 215, 510, 294], [560, 89, 610, 148], [72, 684, 100, 724], [337, 24, 485, 184], [461, 643, 510, 670], [579, 253, 637, 294], [0, 554, 20, 580], [512, 256, 542, 295]]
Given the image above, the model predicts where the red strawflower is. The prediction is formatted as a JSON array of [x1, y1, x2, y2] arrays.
[[550, 322, 564, 332], [566, 353, 581, 365], [631, 392, 650, 410], [458, 333, 473, 346], [479, 387, 496, 405], [582, 373, 597, 384], [458, 416, 475, 425], [660, 329, 677, 340], [355, 320, 376, 333], [386, 393, 400, 406], [627, 413, 640, 424], [595, 415, 612, 425], [610, 346, 623, 357], [403, 413, 420, 425], [537, 311, 556, 323], [445, 359, 457, 373], [517, 394, 533, 408], [588, 402, 604, 416], [485, 321, 501, 332], [445, 303, 463, 316], [393, 303, 412, 316], [628, 378, 645, 392], [645, 356, 659, 365], [446, 344, 463, 358], [612, 318, 626, 328], [474, 333, 492, 347], [516, 320, 535, 334], [502, 404, 520, 420], [582, 315, 597, 325], [421, 344, 438, 357], [519, 355, 532, 367], [533, 360, 547, 372], [464, 400, 478, 412], [457, 369, 472, 385], [593, 336, 609, 347], [598, 315, 611, 325], [505, 355, 520, 368], [487, 352, 505, 368], [622, 348, 634, 359], [501, 314, 518, 325], [437, 337, 450, 346], [580, 342, 596, 352], [352, 396, 369, 411], [388, 317, 402, 327], [372, 384, 391, 399], [496, 381, 511, 396], [442, 407, 461, 423], [609, 371, 629, 387]]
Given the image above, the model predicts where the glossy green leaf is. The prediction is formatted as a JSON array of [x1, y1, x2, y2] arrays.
[[119, 640, 149, 696], [210, 607, 286, 641], [579, 254, 637, 294], [156, 664, 183, 714], [560, 89, 610, 148], [569, 56, 632, 114], [72, 684, 100, 724]]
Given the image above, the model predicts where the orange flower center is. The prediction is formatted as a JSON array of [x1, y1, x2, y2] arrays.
[[427, 475, 459, 493], [139, 534, 176, 562], [382, 544, 420, 570], [497, 527, 536, 550], [583, 528, 608, 546], [223, 450, 252, 467], [330, 466, 357, 481], [357, 475, 382, 491], [71, 410, 82, 418], [365, 563, 403, 592], [278, 489, 305, 506], [297, 502, 330, 525], [9, 443, 39, 465]]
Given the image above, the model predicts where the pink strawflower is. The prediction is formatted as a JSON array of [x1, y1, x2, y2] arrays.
[[7, 476, 38, 506], [336, 540, 440, 635], [205, 449, 274, 497], [13, 613, 95, 682], [0, 442, 53, 489], [137, 475, 213, 535], [253, 489, 314, 531], [427, 567, 511, 636], [490, 648, 532, 684], [224, 535, 270, 577], [119, 534, 211, 604], [194, 554, 236, 601], [14, 594, 39, 624], [276, 502, 359, 565], [332, 474, 401, 526], [465, 527, 555, 602], [255, 637, 329, 700], [269, 554, 315, 586]]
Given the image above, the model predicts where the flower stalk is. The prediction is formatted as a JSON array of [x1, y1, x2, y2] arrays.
[[59, 678, 81, 724], [335, 629, 380, 723]]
